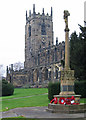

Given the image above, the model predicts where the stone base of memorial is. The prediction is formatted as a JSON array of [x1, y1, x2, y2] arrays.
[[47, 94, 86, 113], [46, 69, 86, 114], [47, 102, 86, 114]]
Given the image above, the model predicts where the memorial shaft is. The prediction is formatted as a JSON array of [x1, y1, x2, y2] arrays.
[[65, 30, 70, 69], [60, 10, 75, 95], [64, 11, 70, 70]]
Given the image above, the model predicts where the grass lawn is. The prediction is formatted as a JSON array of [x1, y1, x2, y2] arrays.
[[1, 88, 86, 112], [80, 98, 86, 103], [2, 88, 48, 99], [1, 88, 49, 112], [2, 94, 49, 111]]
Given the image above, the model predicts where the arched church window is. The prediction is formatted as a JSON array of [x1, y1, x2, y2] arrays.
[[45, 68, 48, 80], [56, 69, 58, 79], [38, 54, 40, 65], [49, 71, 51, 80], [55, 47, 57, 61], [29, 25, 31, 37], [41, 21, 46, 35]]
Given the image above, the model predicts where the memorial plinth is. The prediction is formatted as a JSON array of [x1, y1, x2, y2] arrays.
[[47, 103, 86, 114], [60, 69, 75, 95], [47, 10, 86, 114]]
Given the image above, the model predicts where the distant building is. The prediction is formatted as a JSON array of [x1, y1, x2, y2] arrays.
[[84, 1, 86, 27], [6, 5, 65, 87]]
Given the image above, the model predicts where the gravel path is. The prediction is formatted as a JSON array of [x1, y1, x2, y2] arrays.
[[0, 106, 86, 119]]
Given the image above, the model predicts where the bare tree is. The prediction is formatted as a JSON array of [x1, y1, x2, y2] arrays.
[[13, 62, 24, 71], [0, 64, 5, 80]]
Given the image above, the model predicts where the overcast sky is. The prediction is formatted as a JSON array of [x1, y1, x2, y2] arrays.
[[0, 0, 85, 76]]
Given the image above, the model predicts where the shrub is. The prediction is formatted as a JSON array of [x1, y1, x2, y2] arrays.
[[48, 82, 60, 100], [2, 79, 14, 96], [74, 81, 86, 98]]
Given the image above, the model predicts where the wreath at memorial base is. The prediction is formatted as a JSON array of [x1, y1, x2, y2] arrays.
[[59, 97, 65, 104], [50, 96, 79, 105], [50, 97, 57, 104]]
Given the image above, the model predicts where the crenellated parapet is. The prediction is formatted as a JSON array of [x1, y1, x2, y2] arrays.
[[26, 4, 53, 24]]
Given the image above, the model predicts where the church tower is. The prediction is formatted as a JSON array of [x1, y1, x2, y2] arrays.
[[25, 4, 54, 69]]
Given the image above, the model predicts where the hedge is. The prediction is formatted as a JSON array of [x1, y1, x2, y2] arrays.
[[2, 79, 14, 96], [48, 82, 60, 100], [74, 81, 86, 98], [48, 81, 86, 100]]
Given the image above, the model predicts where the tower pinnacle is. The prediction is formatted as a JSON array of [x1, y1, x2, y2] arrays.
[[33, 4, 35, 14], [56, 37, 58, 45], [51, 7, 53, 17], [42, 8, 44, 15], [29, 10, 31, 17], [26, 10, 27, 20]]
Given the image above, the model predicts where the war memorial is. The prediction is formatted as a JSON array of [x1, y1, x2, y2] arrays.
[[47, 10, 86, 114]]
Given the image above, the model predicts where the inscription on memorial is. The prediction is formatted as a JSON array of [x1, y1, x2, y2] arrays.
[[61, 70, 74, 81], [62, 85, 74, 92]]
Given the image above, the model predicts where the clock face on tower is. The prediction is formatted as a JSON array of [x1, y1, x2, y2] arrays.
[[42, 37, 46, 47], [42, 37, 45, 42]]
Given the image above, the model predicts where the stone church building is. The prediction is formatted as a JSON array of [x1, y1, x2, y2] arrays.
[[6, 5, 65, 87]]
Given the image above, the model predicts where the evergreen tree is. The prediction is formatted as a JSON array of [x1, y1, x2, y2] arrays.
[[78, 23, 86, 80], [70, 24, 86, 81]]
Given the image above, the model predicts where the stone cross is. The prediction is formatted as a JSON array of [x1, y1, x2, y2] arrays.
[[64, 10, 70, 70]]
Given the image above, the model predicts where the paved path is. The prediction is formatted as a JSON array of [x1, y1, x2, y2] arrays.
[[1, 93, 48, 101], [0, 106, 86, 119]]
